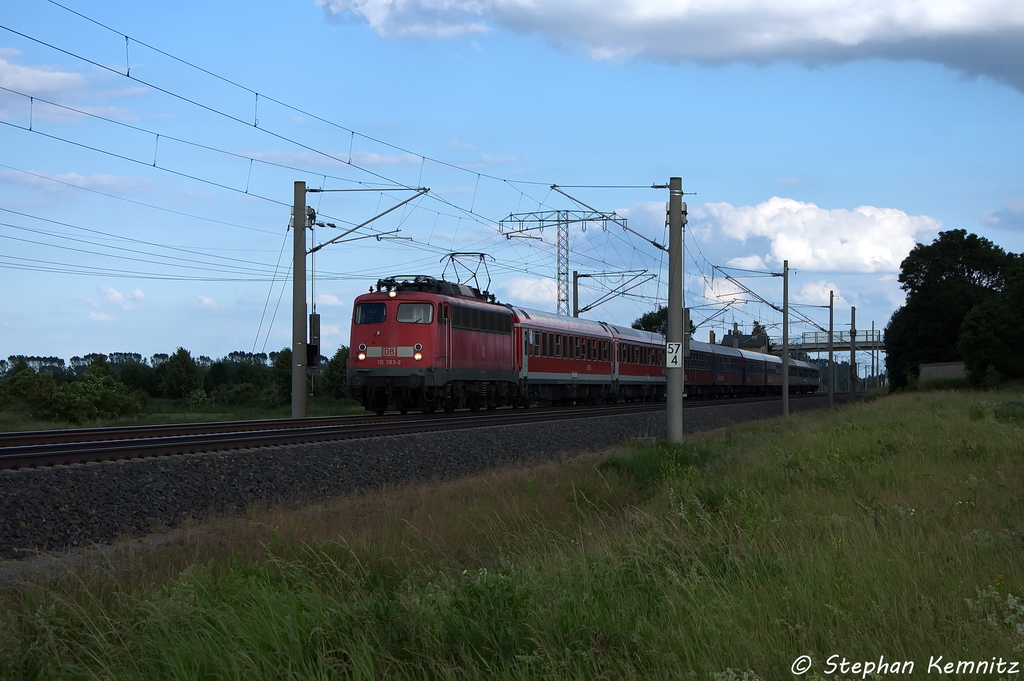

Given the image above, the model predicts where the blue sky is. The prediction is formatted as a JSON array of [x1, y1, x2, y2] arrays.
[[2, 0, 1023, 367]]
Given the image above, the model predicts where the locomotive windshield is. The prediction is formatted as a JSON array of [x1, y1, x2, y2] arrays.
[[397, 303, 433, 324], [355, 303, 386, 324]]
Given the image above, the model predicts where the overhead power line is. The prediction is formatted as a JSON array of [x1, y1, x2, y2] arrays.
[[0, 10, 703, 316], [40, 0, 554, 190]]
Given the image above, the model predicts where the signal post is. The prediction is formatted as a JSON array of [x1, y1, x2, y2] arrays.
[[292, 181, 308, 419], [665, 178, 686, 443]]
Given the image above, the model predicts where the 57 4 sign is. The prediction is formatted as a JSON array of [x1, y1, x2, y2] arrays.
[[665, 342, 683, 368]]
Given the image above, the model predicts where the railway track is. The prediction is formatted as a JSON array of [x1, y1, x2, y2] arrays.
[[0, 394, 824, 471]]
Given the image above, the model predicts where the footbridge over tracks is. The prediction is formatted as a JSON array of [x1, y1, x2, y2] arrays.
[[794, 331, 884, 353]]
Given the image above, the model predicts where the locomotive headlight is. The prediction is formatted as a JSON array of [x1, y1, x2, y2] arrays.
[[414, 343, 422, 351], [388, 290, 397, 298], [358, 343, 366, 351], [357, 352, 366, 361], [414, 352, 422, 361]]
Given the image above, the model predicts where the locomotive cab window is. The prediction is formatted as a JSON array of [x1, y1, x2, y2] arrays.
[[355, 303, 386, 324], [396, 303, 433, 324]]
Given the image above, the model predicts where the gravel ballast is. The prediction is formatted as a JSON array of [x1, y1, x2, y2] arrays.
[[1, 396, 831, 560]]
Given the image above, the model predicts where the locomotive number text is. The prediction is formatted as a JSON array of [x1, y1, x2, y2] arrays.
[[377, 359, 403, 366]]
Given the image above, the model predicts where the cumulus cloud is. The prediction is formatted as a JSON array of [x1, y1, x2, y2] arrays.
[[317, 0, 1024, 90], [88, 311, 114, 322], [692, 197, 940, 273], [794, 280, 847, 307], [725, 254, 768, 270], [497, 276, 557, 308], [195, 295, 218, 309], [101, 287, 145, 310]]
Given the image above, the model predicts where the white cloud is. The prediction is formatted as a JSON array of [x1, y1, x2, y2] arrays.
[[693, 197, 940, 273], [981, 198, 1024, 231], [0, 170, 153, 195], [352, 150, 422, 166], [195, 295, 218, 309], [316, 293, 346, 306], [700, 273, 747, 305], [245, 148, 421, 167], [876, 273, 906, 308], [498, 276, 557, 308], [88, 311, 114, 322], [794, 280, 847, 307], [458, 152, 520, 169], [0, 54, 145, 123], [320, 323, 343, 344], [245, 149, 348, 167], [250, 149, 421, 167], [101, 286, 145, 310], [725, 254, 768, 270], [317, 0, 1024, 90], [0, 56, 87, 98], [318, 0, 488, 37]]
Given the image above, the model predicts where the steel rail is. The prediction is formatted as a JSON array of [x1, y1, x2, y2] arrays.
[[1, 395, 827, 471], [0, 402, 659, 470]]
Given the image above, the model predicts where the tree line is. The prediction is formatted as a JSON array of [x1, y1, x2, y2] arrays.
[[886, 229, 1023, 389], [0, 347, 349, 424]]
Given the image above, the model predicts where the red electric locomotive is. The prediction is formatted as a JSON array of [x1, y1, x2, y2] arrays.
[[348, 276, 519, 414]]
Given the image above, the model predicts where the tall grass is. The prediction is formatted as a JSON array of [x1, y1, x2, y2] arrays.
[[2, 389, 1023, 679]]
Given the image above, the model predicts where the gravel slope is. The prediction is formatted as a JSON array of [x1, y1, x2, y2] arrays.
[[0, 396, 832, 560]]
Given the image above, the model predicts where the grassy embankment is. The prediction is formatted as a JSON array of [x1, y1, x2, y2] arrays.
[[0, 396, 366, 432], [2, 389, 1023, 679]]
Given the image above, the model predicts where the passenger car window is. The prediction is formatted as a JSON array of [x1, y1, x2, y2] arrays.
[[355, 303, 386, 324], [396, 303, 434, 324]]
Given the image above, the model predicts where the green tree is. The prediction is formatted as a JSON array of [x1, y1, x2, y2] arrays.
[[160, 347, 205, 399], [0, 359, 143, 423], [321, 346, 349, 398], [40, 364, 144, 424], [0, 358, 56, 416], [885, 230, 1017, 390], [957, 259, 1024, 383], [269, 347, 292, 405], [206, 352, 271, 405], [632, 306, 695, 335], [633, 307, 668, 335], [116, 359, 158, 396]]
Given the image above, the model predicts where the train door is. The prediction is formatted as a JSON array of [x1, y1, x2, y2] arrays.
[[440, 302, 452, 371], [522, 328, 531, 375]]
